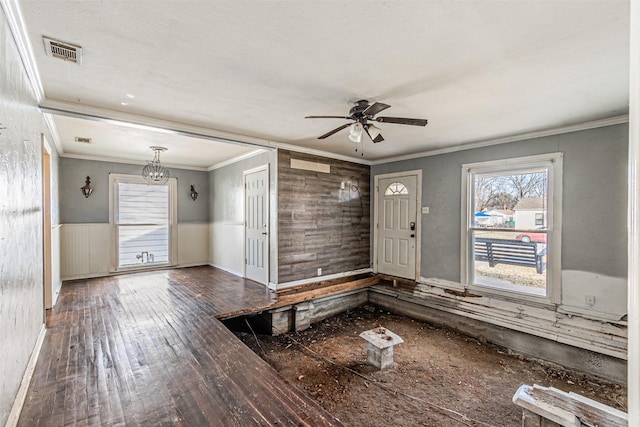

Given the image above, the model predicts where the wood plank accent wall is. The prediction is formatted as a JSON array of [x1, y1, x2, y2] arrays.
[[278, 150, 370, 283]]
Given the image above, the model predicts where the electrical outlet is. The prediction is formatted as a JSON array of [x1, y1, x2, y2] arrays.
[[317, 268, 322, 276], [585, 295, 596, 306]]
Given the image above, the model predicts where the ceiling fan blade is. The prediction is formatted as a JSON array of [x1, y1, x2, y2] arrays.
[[364, 127, 385, 143], [305, 115, 351, 119], [363, 102, 391, 117], [318, 122, 352, 139], [375, 116, 428, 126]]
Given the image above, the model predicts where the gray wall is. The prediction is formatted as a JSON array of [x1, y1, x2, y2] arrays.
[[0, 11, 48, 425], [59, 157, 210, 223], [372, 124, 628, 283], [209, 150, 275, 224], [209, 150, 276, 280]]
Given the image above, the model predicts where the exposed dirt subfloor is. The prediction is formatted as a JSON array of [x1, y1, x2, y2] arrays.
[[228, 305, 627, 427]]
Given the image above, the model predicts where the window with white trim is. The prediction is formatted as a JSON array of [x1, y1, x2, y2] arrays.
[[110, 174, 177, 270], [461, 153, 562, 301]]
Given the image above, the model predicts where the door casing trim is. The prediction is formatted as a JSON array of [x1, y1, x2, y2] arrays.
[[373, 170, 422, 280]]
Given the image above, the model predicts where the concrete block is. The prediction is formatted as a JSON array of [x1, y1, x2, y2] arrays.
[[294, 302, 314, 332], [269, 306, 293, 335], [360, 327, 403, 370]]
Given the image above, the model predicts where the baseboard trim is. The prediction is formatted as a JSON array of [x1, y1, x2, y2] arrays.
[[276, 268, 373, 291], [6, 324, 47, 427], [61, 262, 210, 282], [208, 262, 243, 278]]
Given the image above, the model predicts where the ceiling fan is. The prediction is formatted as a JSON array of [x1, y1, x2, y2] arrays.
[[305, 99, 428, 143]]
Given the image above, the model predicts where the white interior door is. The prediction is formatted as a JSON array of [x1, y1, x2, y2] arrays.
[[244, 166, 269, 284], [376, 174, 418, 279]]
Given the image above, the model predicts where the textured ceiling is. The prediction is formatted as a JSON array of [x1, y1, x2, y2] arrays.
[[17, 0, 630, 166]]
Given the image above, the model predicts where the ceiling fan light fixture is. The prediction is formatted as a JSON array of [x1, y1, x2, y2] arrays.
[[348, 122, 363, 143]]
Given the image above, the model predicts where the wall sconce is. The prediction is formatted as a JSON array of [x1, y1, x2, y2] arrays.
[[80, 176, 93, 198], [189, 185, 198, 201]]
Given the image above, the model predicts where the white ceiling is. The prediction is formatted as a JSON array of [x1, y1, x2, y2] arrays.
[[16, 0, 630, 166]]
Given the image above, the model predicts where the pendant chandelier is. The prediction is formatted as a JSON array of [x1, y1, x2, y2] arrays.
[[142, 146, 170, 185]]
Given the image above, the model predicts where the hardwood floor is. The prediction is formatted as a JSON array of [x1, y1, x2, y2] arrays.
[[19, 267, 342, 426]]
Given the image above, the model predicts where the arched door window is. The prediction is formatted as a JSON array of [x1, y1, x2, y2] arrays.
[[384, 182, 409, 195]]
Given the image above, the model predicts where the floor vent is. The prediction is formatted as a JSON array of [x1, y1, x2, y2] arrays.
[[42, 37, 82, 65]]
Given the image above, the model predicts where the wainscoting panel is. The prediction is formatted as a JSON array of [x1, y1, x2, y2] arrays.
[[61, 223, 210, 280], [178, 223, 209, 266], [51, 225, 62, 305], [60, 224, 110, 279], [209, 222, 244, 277]]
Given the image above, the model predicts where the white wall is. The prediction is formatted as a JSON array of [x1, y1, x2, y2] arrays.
[[209, 222, 244, 277], [0, 8, 47, 426], [177, 223, 210, 266]]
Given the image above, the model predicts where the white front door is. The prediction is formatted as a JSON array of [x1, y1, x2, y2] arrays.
[[244, 166, 269, 284], [376, 174, 418, 279]]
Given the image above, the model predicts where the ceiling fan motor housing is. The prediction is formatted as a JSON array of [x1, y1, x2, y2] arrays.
[[349, 100, 371, 118]]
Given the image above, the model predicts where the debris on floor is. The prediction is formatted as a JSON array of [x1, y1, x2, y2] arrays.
[[231, 305, 627, 427]]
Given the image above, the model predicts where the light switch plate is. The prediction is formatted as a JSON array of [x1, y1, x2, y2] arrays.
[[422, 206, 430, 214]]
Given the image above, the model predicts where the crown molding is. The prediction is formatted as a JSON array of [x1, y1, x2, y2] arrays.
[[1, 0, 44, 101], [371, 115, 630, 165], [208, 149, 268, 171], [42, 113, 63, 155], [0, 0, 64, 153]]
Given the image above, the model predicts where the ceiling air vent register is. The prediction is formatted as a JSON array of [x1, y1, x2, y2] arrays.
[[42, 36, 82, 64]]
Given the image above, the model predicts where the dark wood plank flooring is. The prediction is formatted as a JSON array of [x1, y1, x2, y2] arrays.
[[19, 267, 342, 426]]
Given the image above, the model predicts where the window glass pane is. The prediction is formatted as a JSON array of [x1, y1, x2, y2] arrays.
[[384, 182, 409, 195], [471, 166, 549, 296], [473, 167, 548, 232], [473, 229, 547, 296], [117, 181, 170, 268], [118, 183, 169, 224], [118, 225, 169, 267]]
